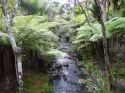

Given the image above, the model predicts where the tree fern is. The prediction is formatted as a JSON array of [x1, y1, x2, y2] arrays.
[[106, 17, 125, 33], [73, 17, 125, 51], [0, 15, 59, 53], [14, 16, 59, 52], [73, 23, 101, 44], [74, 17, 125, 44]]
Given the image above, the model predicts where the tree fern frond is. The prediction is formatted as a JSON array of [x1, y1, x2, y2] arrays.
[[13, 16, 59, 52], [90, 34, 101, 42], [106, 17, 125, 33]]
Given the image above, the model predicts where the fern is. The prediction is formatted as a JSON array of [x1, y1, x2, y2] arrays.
[[73, 23, 101, 44], [0, 15, 59, 53], [73, 17, 125, 51], [14, 16, 59, 52], [106, 17, 125, 33], [71, 14, 86, 23], [74, 17, 125, 45], [90, 34, 101, 42]]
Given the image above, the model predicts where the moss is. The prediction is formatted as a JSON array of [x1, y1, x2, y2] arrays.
[[40, 83, 53, 93], [111, 62, 125, 80], [23, 71, 52, 93]]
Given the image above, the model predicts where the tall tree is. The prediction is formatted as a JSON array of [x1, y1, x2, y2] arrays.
[[94, 0, 112, 89], [1, 0, 23, 93]]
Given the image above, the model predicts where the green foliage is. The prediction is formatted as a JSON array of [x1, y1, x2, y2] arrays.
[[73, 17, 125, 46], [0, 15, 60, 54], [111, 62, 125, 79], [21, 0, 47, 14], [111, 0, 125, 17], [40, 83, 53, 93], [74, 6, 83, 15], [13, 15, 59, 52], [53, 15, 70, 25], [88, 2, 100, 18], [112, 0, 119, 5], [0, 19, 6, 32], [21, 0, 61, 15], [22, 71, 51, 93], [71, 14, 86, 23], [69, 17, 125, 53], [46, 49, 68, 57], [83, 62, 110, 93], [73, 23, 101, 45], [106, 17, 125, 33], [66, 28, 77, 43]]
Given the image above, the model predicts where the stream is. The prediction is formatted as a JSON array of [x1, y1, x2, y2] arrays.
[[49, 29, 83, 93]]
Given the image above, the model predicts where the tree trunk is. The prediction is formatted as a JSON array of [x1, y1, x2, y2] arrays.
[[6, 10, 23, 93], [99, 17, 111, 67], [100, 0, 107, 21], [5, 15, 23, 93], [2, 0, 23, 93], [94, 0, 113, 89]]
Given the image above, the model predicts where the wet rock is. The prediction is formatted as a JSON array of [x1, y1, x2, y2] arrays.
[[73, 71, 77, 73], [63, 64, 68, 67], [111, 79, 125, 92], [54, 63, 62, 69], [49, 68, 59, 77], [78, 78, 86, 85], [54, 60, 69, 70]]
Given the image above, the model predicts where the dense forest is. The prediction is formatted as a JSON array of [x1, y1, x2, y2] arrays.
[[0, 0, 125, 93]]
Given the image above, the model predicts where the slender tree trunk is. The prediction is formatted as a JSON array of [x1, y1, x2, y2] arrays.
[[94, 0, 113, 89], [2, 0, 23, 93], [100, 0, 111, 21], [76, 0, 90, 26], [76, 0, 96, 64], [100, 0, 107, 21], [99, 18, 111, 66], [48, 9, 54, 21]]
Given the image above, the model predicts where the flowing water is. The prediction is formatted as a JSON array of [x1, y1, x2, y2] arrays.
[[49, 29, 83, 93]]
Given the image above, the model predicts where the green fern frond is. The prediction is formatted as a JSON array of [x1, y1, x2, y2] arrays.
[[0, 15, 59, 53], [106, 17, 125, 33], [74, 17, 125, 45], [90, 34, 101, 42]]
